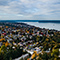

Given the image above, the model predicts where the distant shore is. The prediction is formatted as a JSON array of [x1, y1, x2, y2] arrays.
[[0, 20, 60, 23]]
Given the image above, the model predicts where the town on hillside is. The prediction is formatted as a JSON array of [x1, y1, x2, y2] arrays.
[[0, 22, 60, 60]]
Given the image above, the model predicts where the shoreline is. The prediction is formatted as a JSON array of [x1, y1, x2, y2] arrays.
[[23, 22, 60, 31]]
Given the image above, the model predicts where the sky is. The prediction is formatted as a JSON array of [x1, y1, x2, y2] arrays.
[[0, 0, 60, 20]]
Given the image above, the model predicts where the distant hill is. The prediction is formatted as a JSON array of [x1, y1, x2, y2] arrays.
[[0, 20, 16, 23], [39, 20, 60, 23], [0, 20, 60, 23]]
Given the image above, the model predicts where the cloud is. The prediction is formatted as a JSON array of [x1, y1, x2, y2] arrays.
[[17, 15, 23, 16], [0, 0, 60, 20]]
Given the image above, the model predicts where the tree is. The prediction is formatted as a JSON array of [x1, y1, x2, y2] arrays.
[[1, 45, 6, 52], [52, 49, 59, 58], [42, 53, 48, 60]]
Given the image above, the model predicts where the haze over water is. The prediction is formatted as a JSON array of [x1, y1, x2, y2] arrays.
[[24, 22, 60, 31]]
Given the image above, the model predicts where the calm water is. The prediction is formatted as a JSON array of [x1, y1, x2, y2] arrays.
[[24, 22, 60, 31]]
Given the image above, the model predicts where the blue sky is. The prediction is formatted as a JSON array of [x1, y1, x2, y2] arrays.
[[0, 0, 60, 20]]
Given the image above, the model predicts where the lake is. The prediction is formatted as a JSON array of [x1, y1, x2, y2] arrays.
[[24, 22, 60, 31]]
